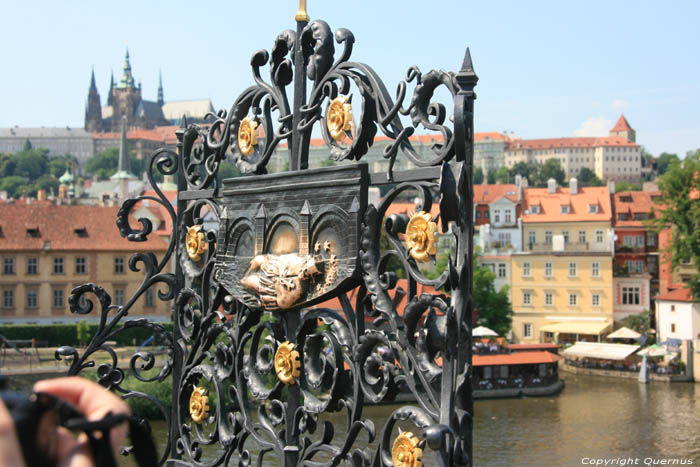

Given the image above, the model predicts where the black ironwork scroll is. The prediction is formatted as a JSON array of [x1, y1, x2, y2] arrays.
[[63, 7, 477, 467]]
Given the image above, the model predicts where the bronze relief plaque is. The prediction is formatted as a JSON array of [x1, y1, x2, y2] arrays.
[[214, 164, 368, 312]]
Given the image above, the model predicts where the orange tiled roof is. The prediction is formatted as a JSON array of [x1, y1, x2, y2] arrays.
[[280, 132, 499, 149], [0, 204, 167, 251], [140, 190, 177, 235], [92, 129, 165, 142], [610, 114, 633, 132], [522, 185, 612, 223], [382, 202, 440, 218], [655, 288, 696, 303], [612, 191, 663, 227], [507, 136, 637, 150], [474, 132, 507, 142], [473, 351, 562, 366], [152, 125, 179, 145], [474, 184, 519, 205]]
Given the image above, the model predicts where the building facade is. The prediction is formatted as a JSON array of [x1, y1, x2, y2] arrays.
[[511, 180, 615, 343], [655, 288, 700, 343], [504, 115, 641, 182], [0, 204, 171, 323]]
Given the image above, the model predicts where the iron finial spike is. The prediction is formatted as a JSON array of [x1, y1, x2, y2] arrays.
[[460, 47, 475, 74], [295, 0, 309, 22]]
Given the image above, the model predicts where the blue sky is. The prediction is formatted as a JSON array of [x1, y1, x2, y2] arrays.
[[1, 1, 698, 157]]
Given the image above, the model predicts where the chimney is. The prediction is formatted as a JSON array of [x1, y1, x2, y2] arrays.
[[522, 176, 529, 188], [515, 174, 523, 201], [547, 178, 557, 194], [570, 178, 578, 195], [608, 180, 616, 194], [515, 174, 522, 187]]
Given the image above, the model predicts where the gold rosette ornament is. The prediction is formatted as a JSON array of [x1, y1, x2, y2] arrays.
[[326, 96, 353, 142], [392, 431, 423, 467], [189, 386, 210, 424], [405, 211, 438, 262], [186, 225, 207, 262], [238, 116, 258, 157], [274, 341, 301, 385]]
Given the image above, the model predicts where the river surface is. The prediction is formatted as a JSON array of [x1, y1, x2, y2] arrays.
[[8, 373, 700, 465]]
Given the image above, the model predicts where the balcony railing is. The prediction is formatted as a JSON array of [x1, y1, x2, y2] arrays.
[[529, 242, 592, 252]]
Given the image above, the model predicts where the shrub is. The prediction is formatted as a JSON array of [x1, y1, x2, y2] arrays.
[[0, 322, 173, 347]]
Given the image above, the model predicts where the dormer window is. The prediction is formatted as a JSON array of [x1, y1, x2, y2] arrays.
[[74, 227, 88, 238], [530, 205, 540, 214], [620, 195, 633, 202], [26, 227, 41, 238], [618, 213, 629, 221], [589, 204, 599, 214], [560, 204, 570, 214]]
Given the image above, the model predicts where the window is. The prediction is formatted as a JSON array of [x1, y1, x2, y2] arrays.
[[530, 205, 540, 214], [485, 211, 489, 218], [545, 293, 553, 305], [522, 262, 531, 277], [145, 288, 155, 307], [671, 305, 676, 312], [671, 323, 676, 333], [52, 288, 64, 308], [578, 231, 586, 244], [590, 262, 600, 277], [493, 209, 500, 223], [26, 288, 38, 308], [596, 230, 604, 243], [475, 211, 480, 219], [528, 231, 536, 246], [498, 232, 511, 245], [646, 232, 657, 247], [622, 287, 640, 305], [545, 262, 553, 277], [569, 293, 578, 306], [592, 294, 600, 307], [114, 288, 125, 306], [562, 231, 569, 244], [3, 258, 15, 275], [589, 204, 599, 213], [560, 204, 570, 214], [569, 262, 577, 277], [114, 257, 125, 275], [2, 290, 14, 308], [53, 257, 64, 275], [545, 231, 552, 245], [523, 323, 532, 338], [523, 292, 531, 305], [634, 236, 644, 247], [75, 257, 87, 275], [618, 213, 629, 221], [26, 257, 38, 275], [504, 210, 512, 223], [498, 263, 506, 278], [623, 236, 634, 246], [626, 260, 644, 274]]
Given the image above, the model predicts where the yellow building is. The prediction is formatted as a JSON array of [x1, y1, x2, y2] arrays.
[[0, 203, 171, 323], [511, 179, 615, 343]]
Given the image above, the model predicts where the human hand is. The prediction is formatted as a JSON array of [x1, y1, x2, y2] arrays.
[[0, 377, 130, 467]]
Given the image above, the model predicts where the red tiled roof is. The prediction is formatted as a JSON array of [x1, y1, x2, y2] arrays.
[[92, 129, 165, 142], [474, 184, 519, 205], [522, 186, 612, 223], [506, 343, 560, 351], [612, 190, 663, 227], [0, 204, 167, 251], [655, 288, 696, 303], [281, 132, 499, 149], [152, 125, 179, 145], [507, 135, 637, 150], [473, 351, 562, 366], [611, 114, 633, 132], [382, 202, 440, 219], [474, 132, 507, 142]]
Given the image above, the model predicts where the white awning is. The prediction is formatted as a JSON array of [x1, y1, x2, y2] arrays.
[[472, 326, 498, 337], [540, 321, 611, 336], [606, 326, 641, 340], [563, 342, 640, 361]]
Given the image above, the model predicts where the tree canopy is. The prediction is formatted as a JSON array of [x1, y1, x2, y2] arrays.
[[83, 147, 142, 179], [0, 147, 65, 198], [577, 167, 604, 186], [473, 259, 512, 336], [650, 149, 700, 299]]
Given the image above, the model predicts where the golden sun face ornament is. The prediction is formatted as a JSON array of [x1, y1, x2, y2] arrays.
[[186, 225, 207, 262], [405, 211, 438, 262], [274, 341, 301, 385], [392, 431, 423, 467], [238, 116, 258, 157], [326, 95, 353, 142], [189, 386, 210, 424]]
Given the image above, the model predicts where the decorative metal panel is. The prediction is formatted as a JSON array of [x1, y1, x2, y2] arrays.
[[60, 8, 478, 467]]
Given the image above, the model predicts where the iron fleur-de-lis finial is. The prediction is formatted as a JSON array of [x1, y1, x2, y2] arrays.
[[295, 0, 309, 21]]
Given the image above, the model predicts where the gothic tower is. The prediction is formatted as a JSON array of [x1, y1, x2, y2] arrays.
[[107, 71, 115, 107], [110, 49, 142, 131], [84, 67, 103, 132], [157, 70, 164, 106], [610, 114, 636, 142]]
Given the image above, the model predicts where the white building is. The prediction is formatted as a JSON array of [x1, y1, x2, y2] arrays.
[[655, 288, 700, 342]]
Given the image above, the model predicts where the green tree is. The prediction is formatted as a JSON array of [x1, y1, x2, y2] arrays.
[[577, 167, 603, 186], [650, 149, 700, 299], [84, 148, 140, 179], [509, 162, 531, 180], [533, 158, 565, 187], [23, 138, 32, 151], [14, 149, 48, 180], [493, 166, 508, 184], [615, 181, 642, 192], [0, 176, 30, 198], [473, 259, 512, 336], [656, 152, 680, 175], [33, 174, 60, 195], [473, 167, 484, 185], [77, 320, 91, 346], [48, 155, 71, 177], [619, 311, 652, 336]]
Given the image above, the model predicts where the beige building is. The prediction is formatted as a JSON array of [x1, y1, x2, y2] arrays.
[[505, 115, 641, 182], [0, 203, 171, 323], [511, 179, 615, 343]]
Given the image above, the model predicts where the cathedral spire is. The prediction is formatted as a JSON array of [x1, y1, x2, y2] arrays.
[[89, 66, 97, 91], [110, 117, 135, 180], [107, 70, 114, 106], [157, 70, 164, 106], [85, 67, 103, 132], [119, 48, 135, 89]]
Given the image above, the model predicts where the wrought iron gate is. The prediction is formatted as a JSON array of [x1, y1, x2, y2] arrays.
[[60, 6, 478, 466]]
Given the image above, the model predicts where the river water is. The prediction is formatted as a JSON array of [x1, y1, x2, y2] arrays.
[[9, 373, 700, 465]]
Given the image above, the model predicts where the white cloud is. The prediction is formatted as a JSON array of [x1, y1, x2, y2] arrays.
[[574, 117, 613, 137], [611, 99, 629, 110]]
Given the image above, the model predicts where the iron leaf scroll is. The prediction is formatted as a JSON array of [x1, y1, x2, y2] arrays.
[[64, 15, 477, 467]]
